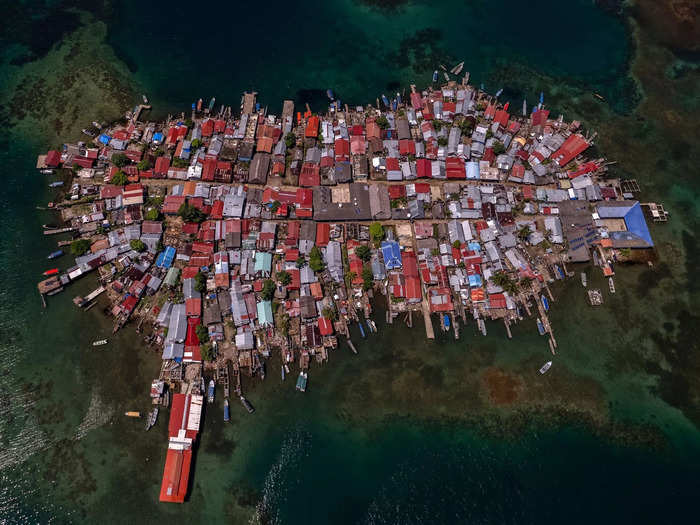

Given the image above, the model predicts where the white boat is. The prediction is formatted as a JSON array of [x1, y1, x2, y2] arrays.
[[40, 169, 54, 175], [142, 94, 149, 104], [609, 277, 616, 294], [539, 361, 552, 374], [443, 72, 450, 82], [92, 339, 107, 346], [450, 61, 464, 75], [145, 408, 159, 430], [581, 272, 587, 287]]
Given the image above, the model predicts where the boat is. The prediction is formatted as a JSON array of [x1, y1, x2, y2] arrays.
[[450, 61, 464, 75], [40, 169, 54, 174], [223, 399, 230, 422], [540, 91, 544, 104], [536, 318, 545, 335], [142, 94, 148, 104], [207, 379, 215, 404], [609, 277, 616, 294], [555, 265, 565, 280], [381, 94, 389, 107], [326, 89, 334, 101], [495, 88, 503, 98], [284, 364, 290, 374], [366, 319, 373, 333], [593, 93, 605, 101], [43, 268, 59, 276], [396, 92, 402, 104], [240, 395, 255, 413], [281, 365, 286, 381], [368, 319, 378, 333], [432, 70, 439, 83], [124, 411, 141, 418], [444, 314, 450, 329], [522, 99, 527, 116], [197, 98, 203, 111], [541, 295, 549, 312], [48, 181, 64, 188], [358, 322, 366, 338], [296, 371, 308, 392], [200, 376, 206, 395], [92, 121, 102, 129], [47, 250, 63, 259], [539, 361, 552, 374], [581, 272, 587, 287], [145, 408, 159, 430], [208, 97, 216, 111], [92, 339, 108, 346], [443, 72, 450, 82]]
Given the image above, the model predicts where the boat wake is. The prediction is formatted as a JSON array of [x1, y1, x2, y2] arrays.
[[74, 388, 113, 440], [249, 427, 311, 525]]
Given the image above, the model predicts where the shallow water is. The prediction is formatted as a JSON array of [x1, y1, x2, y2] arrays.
[[1, 1, 699, 523]]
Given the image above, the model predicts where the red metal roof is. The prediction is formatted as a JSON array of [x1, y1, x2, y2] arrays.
[[45, 150, 61, 167], [416, 158, 431, 178], [318, 317, 334, 336], [552, 134, 589, 167], [316, 223, 330, 247], [446, 157, 465, 179], [155, 156, 170, 176], [305, 116, 320, 138]]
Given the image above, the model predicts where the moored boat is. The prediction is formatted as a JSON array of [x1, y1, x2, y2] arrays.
[[281, 365, 285, 381], [296, 371, 308, 392], [581, 272, 587, 287], [381, 94, 389, 107], [49, 181, 64, 188], [207, 379, 215, 404], [541, 295, 549, 311], [224, 399, 230, 422], [47, 250, 63, 259], [450, 61, 464, 75], [539, 361, 552, 374], [240, 395, 255, 413], [358, 322, 366, 338], [536, 318, 545, 335], [326, 89, 334, 101], [43, 268, 59, 276], [92, 339, 107, 346], [432, 70, 439, 83], [609, 277, 616, 294], [495, 88, 503, 97], [145, 408, 159, 430]]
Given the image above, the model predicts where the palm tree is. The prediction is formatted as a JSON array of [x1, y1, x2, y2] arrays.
[[517, 225, 532, 241]]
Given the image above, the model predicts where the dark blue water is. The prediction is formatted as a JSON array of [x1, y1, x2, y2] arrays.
[[1, 1, 700, 523]]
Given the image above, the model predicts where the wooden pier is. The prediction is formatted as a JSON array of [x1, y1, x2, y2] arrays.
[[43, 227, 75, 236]]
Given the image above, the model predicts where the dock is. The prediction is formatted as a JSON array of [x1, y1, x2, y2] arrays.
[[421, 299, 435, 339], [43, 227, 75, 236]]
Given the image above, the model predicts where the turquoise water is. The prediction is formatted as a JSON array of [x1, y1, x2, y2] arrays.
[[1, 1, 700, 523]]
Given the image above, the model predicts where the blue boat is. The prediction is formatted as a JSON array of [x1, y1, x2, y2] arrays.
[[432, 70, 439, 83], [495, 88, 503, 98], [381, 94, 389, 107], [208, 96, 216, 111], [396, 92, 402, 104], [296, 371, 308, 392], [555, 264, 565, 280], [47, 250, 63, 260], [541, 295, 549, 312], [536, 317, 545, 335], [358, 322, 366, 338], [223, 399, 230, 422], [444, 314, 450, 329], [326, 89, 334, 101], [539, 91, 544, 104], [366, 319, 373, 333]]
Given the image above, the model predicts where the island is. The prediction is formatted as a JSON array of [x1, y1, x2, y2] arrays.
[[35, 76, 661, 503]]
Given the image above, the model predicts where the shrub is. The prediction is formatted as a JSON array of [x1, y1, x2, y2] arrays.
[[369, 222, 384, 243], [111, 153, 129, 167], [261, 279, 276, 301], [111, 170, 129, 186], [276, 270, 291, 286], [309, 246, 325, 273], [355, 245, 371, 262], [194, 271, 207, 293], [130, 239, 146, 252], [70, 238, 92, 256]]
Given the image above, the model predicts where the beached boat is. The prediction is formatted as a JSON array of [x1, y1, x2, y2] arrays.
[[581, 272, 587, 287], [450, 61, 464, 75], [43, 268, 59, 276], [432, 70, 439, 83], [47, 250, 63, 259], [443, 72, 450, 82], [223, 399, 230, 422], [326, 89, 334, 101], [281, 365, 285, 381], [609, 277, 616, 294], [48, 181, 64, 188], [381, 94, 389, 107], [142, 94, 148, 104], [536, 318, 545, 336], [539, 361, 552, 374], [240, 395, 255, 414], [296, 371, 308, 392], [92, 339, 107, 346], [145, 408, 158, 430], [541, 295, 549, 312], [207, 379, 215, 404], [124, 411, 141, 418], [358, 322, 366, 338]]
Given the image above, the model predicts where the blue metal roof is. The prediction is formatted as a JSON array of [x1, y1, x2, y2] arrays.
[[381, 241, 402, 270], [156, 246, 176, 268]]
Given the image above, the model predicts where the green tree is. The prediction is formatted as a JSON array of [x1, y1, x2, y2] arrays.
[[200, 343, 214, 361], [276, 270, 291, 286], [492, 141, 506, 155], [270, 200, 281, 213], [261, 279, 276, 301], [432, 120, 443, 132], [195, 324, 210, 343], [172, 157, 189, 168], [70, 238, 92, 256], [145, 208, 161, 221], [295, 256, 307, 269], [375, 116, 389, 129], [517, 225, 532, 241], [369, 222, 384, 243], [177, 201, 206, 223], [284, 132, 296, 149], [309, 246, 325, 273], [452, 240, 461, 249], [344, 271, 357, 289], [130, 239, 146, 252], [362, 265, 374, 291], [137, 159, 152, 171], [111, 170, 129, 186], [321, 306, 337, 321], [190, 138, 202, 149], [111, 153, 129, 168], [194, 271, 207, 293], [355, 245, 371, 262], [437, 136, 448, 147]]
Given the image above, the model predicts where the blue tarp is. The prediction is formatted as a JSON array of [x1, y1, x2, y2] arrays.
[[381, 241, 402, 270], [468, 274, 482, 287], [467, 242, 481, 252], [156, 246, 176, 268], [98, 134, 110, 144], [152, 132, 164, 144]]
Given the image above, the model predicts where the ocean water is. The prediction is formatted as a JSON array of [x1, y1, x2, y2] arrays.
[[1, 0, 700, 523]]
